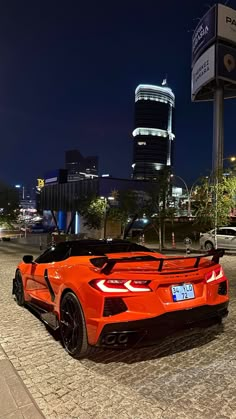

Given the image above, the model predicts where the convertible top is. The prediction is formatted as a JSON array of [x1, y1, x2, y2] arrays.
[[55, 239, 153, 256], [35, 239, 154, 263], [35, 239, 224, 267]]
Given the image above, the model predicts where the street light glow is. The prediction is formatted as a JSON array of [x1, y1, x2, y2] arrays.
[[100, 196, 114, 201], [223, 156, 236, 162]]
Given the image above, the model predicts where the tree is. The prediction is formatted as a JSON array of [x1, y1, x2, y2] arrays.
[[77, 196, 105, 230], [108, 190, 144, 238], [75, 174, 175, 244], [193, 175, 236, 230], [191, 177, 213, 229], [215, 175, 236, 226], [142, 169, 174, 249], [76, 190, 149, 237]]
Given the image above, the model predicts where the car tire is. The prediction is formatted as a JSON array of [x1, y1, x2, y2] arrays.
[[60, 292, 94, 359], [14, 271, 25, 306], [205, 241, 214, 251]]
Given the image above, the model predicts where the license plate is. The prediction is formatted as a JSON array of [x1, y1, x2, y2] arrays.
[[171, 284, 195, 302]]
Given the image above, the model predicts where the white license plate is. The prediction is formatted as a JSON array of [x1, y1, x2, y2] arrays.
[[171, 284, 195, 302]]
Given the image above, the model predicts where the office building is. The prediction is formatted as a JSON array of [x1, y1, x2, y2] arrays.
[[132, 82, 175, 180], [65, 150, 98, 181]]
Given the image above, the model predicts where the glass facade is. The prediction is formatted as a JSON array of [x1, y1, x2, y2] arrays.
[[39, 177, 155, 212], [65, 150, 98, 181], [132, 84, 175, 180]]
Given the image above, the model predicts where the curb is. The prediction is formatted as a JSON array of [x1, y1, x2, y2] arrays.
[[0, 344, 45, 419]]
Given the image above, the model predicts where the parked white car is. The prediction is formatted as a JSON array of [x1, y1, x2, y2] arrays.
[[200, 227, 236, 250]]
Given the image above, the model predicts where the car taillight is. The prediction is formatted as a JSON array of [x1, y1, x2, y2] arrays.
[[205, 267, 224, 283], [89, 278, 151, 293]]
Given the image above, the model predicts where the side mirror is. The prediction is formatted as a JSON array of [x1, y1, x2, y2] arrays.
[[23, 255, 34, 264]]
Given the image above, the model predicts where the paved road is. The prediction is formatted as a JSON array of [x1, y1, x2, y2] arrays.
[[0, 242, 236, 419]]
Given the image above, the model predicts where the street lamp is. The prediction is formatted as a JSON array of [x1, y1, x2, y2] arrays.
[[205, 156, 236, 181], [223, 156, 236, 173], [171, 175, 202, 217], [223, 156, 236, 162], [100, 196, 114, 239], [171, 175, 192, 217]]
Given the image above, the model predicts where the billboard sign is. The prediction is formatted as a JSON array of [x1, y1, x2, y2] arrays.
[[218, 4, 236, 45], [217, 43, 236, 85], [44, 169, 68, 185], [37, 179, 45, 190], [191, 45, 215, 99], [192, 5, 216, 65]]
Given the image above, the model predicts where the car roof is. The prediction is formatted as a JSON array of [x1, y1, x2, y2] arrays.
[[205, 227, 236, 234], [55, 239, 132, 246], [218, 226, 236, 230], [53, 239, 148, 252]]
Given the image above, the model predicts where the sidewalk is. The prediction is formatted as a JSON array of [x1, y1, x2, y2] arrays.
[[0, 345, 44, 419], [145, 240, 201, 253], [145, 241, 236, 255]]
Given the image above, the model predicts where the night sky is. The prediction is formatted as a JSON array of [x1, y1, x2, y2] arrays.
[[1, 0, 236, 187]]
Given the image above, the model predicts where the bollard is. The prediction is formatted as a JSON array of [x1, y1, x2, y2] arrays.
[[140, 233, 145, 246], [186, 245, 191, 255], [184, 237, 192, 255]]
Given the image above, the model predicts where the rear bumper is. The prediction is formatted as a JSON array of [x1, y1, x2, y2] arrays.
[[98, 301, 229, 348]]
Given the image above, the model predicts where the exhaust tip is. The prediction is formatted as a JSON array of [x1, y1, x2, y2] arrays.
[[104, 334, 117, 345], [117, 334, 128, 344]]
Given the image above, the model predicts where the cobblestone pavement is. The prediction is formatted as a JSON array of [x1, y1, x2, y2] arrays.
[[0, 242, 236, 419], [0, 346, 44, 419]]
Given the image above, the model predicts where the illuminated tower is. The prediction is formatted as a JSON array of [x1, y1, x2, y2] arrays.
[[132, 82, 175, 180]]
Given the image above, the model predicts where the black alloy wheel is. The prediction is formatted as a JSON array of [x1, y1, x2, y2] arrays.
[[14, 271, 25, 306], [60, 292, 89, 358]]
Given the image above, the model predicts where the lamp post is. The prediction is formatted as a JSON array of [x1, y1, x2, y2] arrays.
[[171, 175, 203, 218], [100, 196, 114, 239], [206, 156, 236, 180], [171, 175, 192, 217], [223, 156, 236, 172]]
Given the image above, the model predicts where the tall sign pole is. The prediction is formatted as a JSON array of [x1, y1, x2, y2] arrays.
[[212, 85, 224, 175], [191, 3, 236, 248], [212, 84, 224, 248]]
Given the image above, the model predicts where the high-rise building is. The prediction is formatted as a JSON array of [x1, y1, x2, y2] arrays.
[[15, 184, 37, 209], [65, 150, 98, 181], [132, 83, 175, 180]]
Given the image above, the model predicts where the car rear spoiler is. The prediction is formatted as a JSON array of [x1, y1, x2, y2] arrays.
[[90, 248, 225, 275]]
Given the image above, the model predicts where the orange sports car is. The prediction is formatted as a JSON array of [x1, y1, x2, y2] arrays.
[[13, 239, 229, 358]]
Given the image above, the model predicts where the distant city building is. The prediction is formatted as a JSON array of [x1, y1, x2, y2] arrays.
[[15, 184, 36, 209], [132, 82, 175, 180], [65, 150, 98, 181], [39, 176, 155, 236]]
